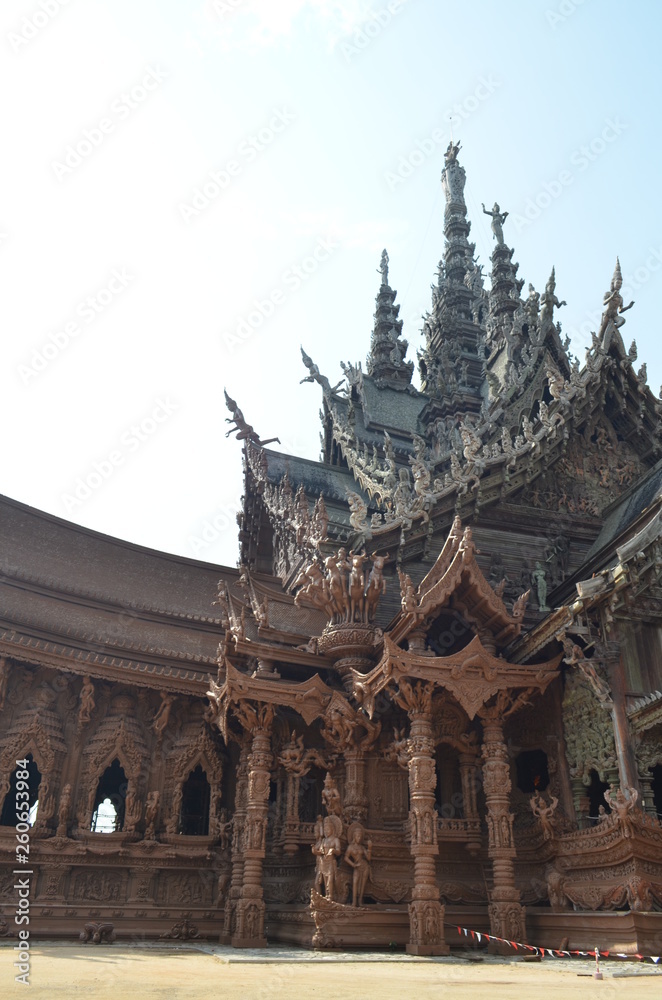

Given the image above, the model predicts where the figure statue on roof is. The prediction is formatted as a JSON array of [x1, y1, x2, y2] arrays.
[[482, 202, 508, 245], [300, 347, 344, 394], [531, 561, 550, 611], [444, 139, 461, 164], [378, 249, 389, 285], [539, 268, 566, 329], [525, 283, 540, 328], [598, 259, 634, 339], [224, 389, 280, 447]]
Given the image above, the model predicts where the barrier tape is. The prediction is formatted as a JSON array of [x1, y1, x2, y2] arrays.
[[452, 925, 661, 964]]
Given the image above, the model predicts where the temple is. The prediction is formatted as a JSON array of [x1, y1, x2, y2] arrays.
[[1, 142, 661, 954]]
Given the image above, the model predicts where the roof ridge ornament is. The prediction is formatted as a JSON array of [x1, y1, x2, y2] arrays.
[[224, 389, 280, 448]]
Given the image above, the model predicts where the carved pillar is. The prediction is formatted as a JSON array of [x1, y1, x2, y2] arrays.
[[232, 704, 274, 948], [343, 748, 368, 824], [221, 738, 249, 944], [605, 638, 639, 792], [480, 709, 526, 946], [281, 770, 301, 855], [393, 681, 449, 956]]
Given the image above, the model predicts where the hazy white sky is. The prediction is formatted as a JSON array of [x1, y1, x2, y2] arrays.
[[2, 0, 661, 569]]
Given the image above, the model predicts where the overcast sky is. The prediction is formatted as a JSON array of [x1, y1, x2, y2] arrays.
[[2, 0, 661, 570]]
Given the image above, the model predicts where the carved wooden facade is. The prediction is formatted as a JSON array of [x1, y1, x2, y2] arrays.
[[1, 144, 662, 953]]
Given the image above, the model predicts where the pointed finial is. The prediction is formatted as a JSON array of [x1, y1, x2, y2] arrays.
[[379, 249, 389, 286], [613, 257, 623, 289]]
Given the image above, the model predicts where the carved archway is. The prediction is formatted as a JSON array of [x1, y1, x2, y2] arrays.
[[165, 727, 225, 837], [77, 711, 147, 834]]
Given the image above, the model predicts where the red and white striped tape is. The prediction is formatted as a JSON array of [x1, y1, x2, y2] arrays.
[[453, 925, 661, 964]]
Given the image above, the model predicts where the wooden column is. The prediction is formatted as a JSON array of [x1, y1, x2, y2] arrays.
[[605, 637, 640, 792], [393, 680, 449, 956], [480, 705, 526, 946], [221, 737, 250, 944], [232, 703, 274, 948]]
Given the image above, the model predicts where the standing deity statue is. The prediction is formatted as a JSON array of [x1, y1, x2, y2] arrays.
[[144, 791, 160, 839], [539, 268, 566, 328], [321, 773, 342, 817], [344, 823, 373, 907], [313, 815, 343, 901], [378, 249, 389, 285], [482, 202, 509, 244], [599, 258, 634, 338], [531, 561, 549, 611], [152, 691, 175, 736], [78, 676, 95, 725]]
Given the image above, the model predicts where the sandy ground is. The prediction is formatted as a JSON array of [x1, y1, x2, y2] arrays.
[[1, 943, 661, 999]]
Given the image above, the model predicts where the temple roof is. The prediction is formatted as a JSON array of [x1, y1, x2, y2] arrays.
[[0, 493, 234, 693]]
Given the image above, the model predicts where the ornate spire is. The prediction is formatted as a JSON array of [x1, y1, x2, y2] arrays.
[[418, 142, 486, 416], [484, 199, 524, 348], [365, 250, 414, 389]]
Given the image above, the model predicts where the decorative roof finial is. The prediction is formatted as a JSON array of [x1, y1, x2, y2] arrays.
[[378, 249, 389, 287]]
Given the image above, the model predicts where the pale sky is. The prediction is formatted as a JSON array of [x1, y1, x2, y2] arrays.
[[2, 0, 661, 569]]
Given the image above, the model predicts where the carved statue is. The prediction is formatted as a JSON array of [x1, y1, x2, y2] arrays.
[[365, 554, 388, 622], [344, 822, 372, 906], [525, 283, 540, 328], [313, 814, 343, 901], [300, 347, 343, 394], [78, 676, 95, 725], [321, 773, 342, 817], [219, 809, 233, 851], [378, 248, 389, 284], [346, 491, 370, 535], [562, 640, 612, 706], [599, 258, 634, 338], [398, 569, 417, 613], [604, 786, 639, 838], [224, 389, 280, 447], [152, 691, 175, 736], [444, 139, 461, 164], [482, 202, 508, 244], [348, 553, 367, 623], [531, 561, 549, 611], [539, 267, 566, 328], [530, 791, 558, 841], [167, 784, 183, 834], [144, 791, 160, 839], [57, 783, 72, 836]]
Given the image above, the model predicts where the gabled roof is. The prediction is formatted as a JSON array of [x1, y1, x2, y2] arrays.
[[390, 517, 528, 649]]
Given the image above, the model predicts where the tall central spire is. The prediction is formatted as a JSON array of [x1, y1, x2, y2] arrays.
[[418, 142, 487, 418]]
